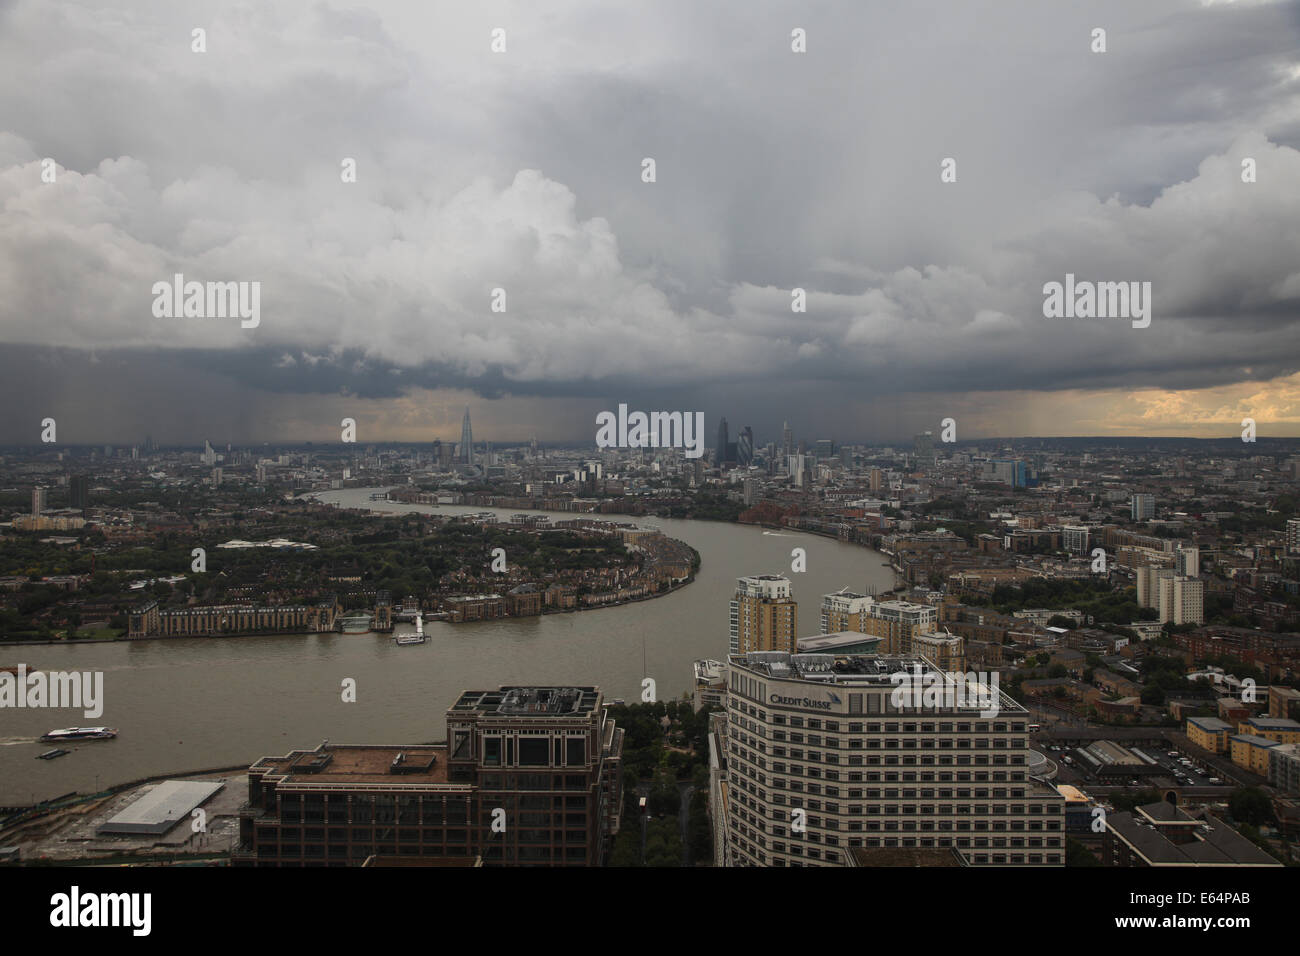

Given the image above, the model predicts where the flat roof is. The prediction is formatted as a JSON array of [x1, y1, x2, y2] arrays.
[[252, 744, 451, 786], [1246, 717, 1300, 731], [451, 686, 601, 716], [1107, 804, 1281, 867], [797, 632, 885, 653], [97, 780, 224, 836]]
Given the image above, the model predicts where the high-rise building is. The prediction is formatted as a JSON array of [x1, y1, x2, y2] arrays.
[[860, 599, 937, 655], [1175, 545, 1200, 577], [1136, 566, 1176, 609], [730, 575, 798, 655], [1287, 519, 1300, 556], [821, 589, 873, 634], [869, 468, 883, 493], [460, 406, 474, 465], [1157, 575, 1203, 625], [202, 440, 216, 467], [1062, 526, 1090, 555], [988, 459, 1027, 488], [782, 421, 793, 459], [716, 418, 730, 467], [722, 652, 1065, 867], [236, 685, 623, 867], [789, 454, 807, 487], [1131, 494, 1155, 522], [914, 431, 936, 463], [31, 486, 46, 518], [738, 426, 754, 467]]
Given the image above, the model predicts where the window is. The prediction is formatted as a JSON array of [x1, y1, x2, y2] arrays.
[[483, 736, 501, 766], [519, 738, 549, 767]]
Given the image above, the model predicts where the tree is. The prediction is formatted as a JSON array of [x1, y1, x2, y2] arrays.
[[1140, 684, 1165, 706], [649, 771, 678, 816], [1065, 837, 1100, 867], [609, 828, 641, 867], [1228, 787, 1276, 828]]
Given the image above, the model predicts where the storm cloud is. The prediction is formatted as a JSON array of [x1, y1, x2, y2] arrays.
[[1, 0, 1299, 443]]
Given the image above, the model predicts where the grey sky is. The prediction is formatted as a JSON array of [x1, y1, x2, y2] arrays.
[[1, 0, 1299, 445]]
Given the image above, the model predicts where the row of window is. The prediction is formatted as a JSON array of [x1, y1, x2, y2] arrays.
[[728, 839, 1063, 867], [255, 826, 591, 846], [728, 755, 1029, 784], [728, 699, 1027, 736], [732, 744, 1027, 769]]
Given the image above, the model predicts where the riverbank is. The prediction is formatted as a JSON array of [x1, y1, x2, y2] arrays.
[[0, 493, 895, 805]]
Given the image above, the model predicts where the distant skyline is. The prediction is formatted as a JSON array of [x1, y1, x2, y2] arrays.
[[2, 1, 1299, 443]]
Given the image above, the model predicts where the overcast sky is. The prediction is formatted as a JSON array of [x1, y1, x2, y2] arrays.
[[2, 0, 1299, 447]]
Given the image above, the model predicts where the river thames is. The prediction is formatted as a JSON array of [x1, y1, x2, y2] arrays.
[[0, 490, 896, 803]]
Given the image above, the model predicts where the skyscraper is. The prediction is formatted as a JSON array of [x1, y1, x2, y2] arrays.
[[460, 406, 474, 465], [1158, 575, 1204, 625], [737, 426, 754, 467], [782, 421, 793, 459], [31, 486, 46, 518], [722, 652, 1064, 867], [69, 475, 89, 511]]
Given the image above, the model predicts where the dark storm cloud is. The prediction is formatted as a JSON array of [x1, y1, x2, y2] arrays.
[[0, 0, 1299, 442]]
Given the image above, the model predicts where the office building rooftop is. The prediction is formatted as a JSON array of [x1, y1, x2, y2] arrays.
[[251, 744, 450, 785], [451, 685, 601, 717]]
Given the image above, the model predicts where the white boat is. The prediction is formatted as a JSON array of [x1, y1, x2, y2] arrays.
[[40, 727, 117, 741], [394, 614, 425, 645]]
